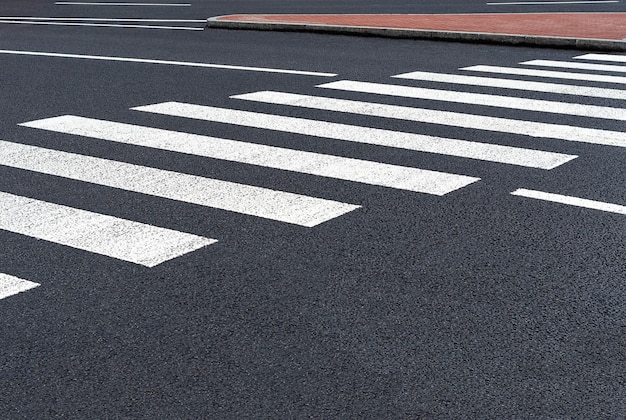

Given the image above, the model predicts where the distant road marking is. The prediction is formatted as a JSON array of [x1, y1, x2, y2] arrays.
[[0, 192, 215, 267], [0, 50, 337, 77], [392, 70, 626, 100], [0, 274, 40, 300], [134, 101, 576, 169], [522, 59, 626, 74], [487, 1, 618, 4], [0, 17, 205, 22], [463, 65, 626, 84], [55, 2, 191, 6], [232, 90, 626, 148], [22, 115, 475, 195], [575, 53, 626, 63], [0, 20, 203, 30], [512, 189, 626, 215], [317, 80, 626, 121], [0, 140, 357, 227]]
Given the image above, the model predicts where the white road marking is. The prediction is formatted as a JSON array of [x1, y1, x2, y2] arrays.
[[0, 50, 337, 77], [0, 140, 358, 227], [512, 188, 626, 215], [21, 116, 477, 195], [462, 65, 626, 84], [0, 20, 203, 30], [487, 1, 618, 4], [133, 101, 576, 169], [0, 273, 40, 300], [522, 59, 626, 74], [317, 80, 626, 121], [392, 70, 626, 100], [0, 192, 215, 267], [575, 53, 626, 63], [0, 17, 206, 22], [231, 90, 626, 148], [55, 2, 191, 5]]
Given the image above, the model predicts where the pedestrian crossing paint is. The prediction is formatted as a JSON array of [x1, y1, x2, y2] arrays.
[[391, 70, 626, 100], [0, 191, 216, 267], [0, 273, 40, 300], [522, 59, 626, 74], [316, 80, 626, 121], [231, 91, 626, 148], [21, 116, 477, 196], [511, 189, 626, 215], [132, 101, 576, 169], [0, 140, 358, 227], [463, 65, 626, 84], [576, 54, 626, 63]]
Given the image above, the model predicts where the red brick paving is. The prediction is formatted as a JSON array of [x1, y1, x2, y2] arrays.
[[216, 13, 626, 41]]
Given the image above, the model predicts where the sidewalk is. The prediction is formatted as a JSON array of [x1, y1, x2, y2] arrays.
[[206, 13, 626, 51]]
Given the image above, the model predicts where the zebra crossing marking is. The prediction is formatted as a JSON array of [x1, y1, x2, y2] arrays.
[[521, 59, 626, 74], [317, 80, 626, 121], [0, 140, 359, 227], [0, 273, 40, 300], [21, 116, 478, 195], [512, 189, 626, 215], [0, 191, 216, 267], [133, 101, 576, 169], [575, 54, 626, 63], [231, 90, 626, 148], [462, 65, 626, 84]]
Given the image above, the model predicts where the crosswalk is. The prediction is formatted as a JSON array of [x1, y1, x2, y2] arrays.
[[2, 51, 626, 294]]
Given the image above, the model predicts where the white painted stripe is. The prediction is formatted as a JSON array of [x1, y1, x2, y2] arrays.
[[133, 101, 576, 169], [0, 192, 215, 267], [21, 116, 478, 195], [522, 59, 626, 74], [317, 80, 626, 121], [55, 2, 191, 5], [0, 140, 358, 227], [575, 53, 626, 63], [231, 90, 626, 148], [0, 273, 40, 300], [462, 65, 626, 84], [0, 20, 203, 30], [487, 1, 618, 4], [392, 70, 626, 100], [511, 188, 626, 215], [0, 50, 336, 77], [0, 17, 206, 22]]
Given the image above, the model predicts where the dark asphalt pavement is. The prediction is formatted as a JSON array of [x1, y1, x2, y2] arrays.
[[0, 1, 625, 418]]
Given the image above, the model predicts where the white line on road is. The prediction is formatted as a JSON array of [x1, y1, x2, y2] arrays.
[[0, 20, 203, 30], [0, 140, 358, 227], [21, 116, 477, 195], [487, 1, 618, 4], [317, 80, 626, 121], [55, 2, 191, 6], [0, 192, 215, 267], [522, 59, 626, 74], [462, 65, 626, 84], [511, 188, 626, 215], [0, 17, 206, 22], [0, 50, 337, 77], [392, 70, 626, 100], [0, 273, 40, 300], [232, 90, 626, 148], [575, 53, 626, 63], [134, 101, 576, 169]]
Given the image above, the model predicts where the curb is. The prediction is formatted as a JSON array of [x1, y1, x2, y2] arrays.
[[206, 17, 626, 52]]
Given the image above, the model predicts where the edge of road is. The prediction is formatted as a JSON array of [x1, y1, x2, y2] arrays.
[[206, 14, 626, 52]]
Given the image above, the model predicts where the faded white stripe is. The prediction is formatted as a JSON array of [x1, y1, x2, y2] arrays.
[[317, 80, 626, 121], [21, 116, 476, 195], [522, 59, 626, 74], [462, 65, 626, 84], [512, 188, 626, 215], [576, 54, 626, 63], [0, 273, 40, 300], [0, 192, 215, 267], [231, 90, 626, 148], [0, 20, 203, 30], [0, 140, 358, 227], [133, 101, 576, 169], [392, 70, 626, 100]]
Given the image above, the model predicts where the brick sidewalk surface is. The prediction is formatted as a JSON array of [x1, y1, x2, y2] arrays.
[[214, 13, 626, 41]]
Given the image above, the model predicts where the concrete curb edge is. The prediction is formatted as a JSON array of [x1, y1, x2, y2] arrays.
[[206, 16, 626, 52]]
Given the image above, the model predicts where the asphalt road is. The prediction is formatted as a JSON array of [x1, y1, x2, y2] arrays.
[[1, 1, 625, 418]]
